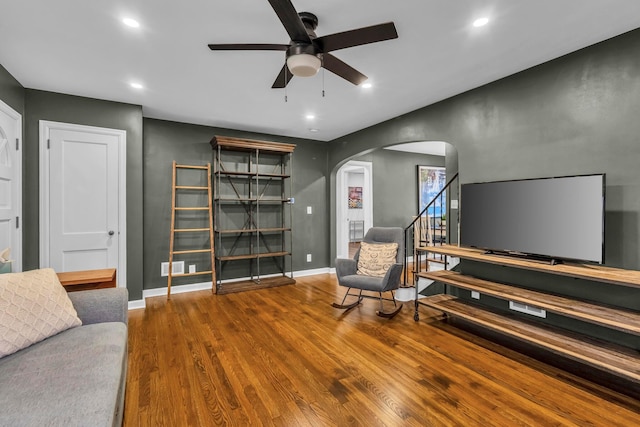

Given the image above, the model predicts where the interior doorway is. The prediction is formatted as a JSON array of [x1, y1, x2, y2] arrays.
[[336, 160, 373, 259]]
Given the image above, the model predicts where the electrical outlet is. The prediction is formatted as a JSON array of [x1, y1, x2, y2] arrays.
[[306, 254, 312, 262], [471, 291, 480, 300], [189, 264, 196, 274]]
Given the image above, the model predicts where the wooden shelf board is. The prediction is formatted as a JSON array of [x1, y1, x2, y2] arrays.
[[217, 251, 290, 261], [211, 135, 296, 153], [215, 228, 290, 234], [254, 173, 290, 179], [215, 170, 255, 176], [215, 198, 256, 202], [215, 198, 288, 203], [418, 244, 640, 289], [257, 198, 290, 203], [57, 268, 116, 292], [216, 276, 295, 295], [420, 295, 640, 383], [419, 270, 640, 335], [215, 171, 290, 179]]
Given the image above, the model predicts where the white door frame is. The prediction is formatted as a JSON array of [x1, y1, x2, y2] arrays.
[[39, 120, 127, 288], [0, 99, 22, 272], [336, 160, 373, 259]]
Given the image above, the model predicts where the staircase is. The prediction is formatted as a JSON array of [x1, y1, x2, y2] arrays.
[[404, 172, 459, 286]]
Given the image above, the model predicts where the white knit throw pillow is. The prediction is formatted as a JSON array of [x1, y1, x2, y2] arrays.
[[356, 242, 398, 278], [0, 268, 82, 358]]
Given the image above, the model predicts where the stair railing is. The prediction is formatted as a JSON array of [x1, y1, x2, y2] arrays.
[[403, 172, 459, 286]]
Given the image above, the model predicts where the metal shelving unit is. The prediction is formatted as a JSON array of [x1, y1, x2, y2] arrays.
[[210, 136, 295, 294]]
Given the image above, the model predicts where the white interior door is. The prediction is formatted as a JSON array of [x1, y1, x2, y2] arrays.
[[40, 121, 126, 287], [0, 100, 22, 272], [336, 161, 373, 259]]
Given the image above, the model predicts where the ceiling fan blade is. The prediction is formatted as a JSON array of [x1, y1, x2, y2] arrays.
[[208, 43, 289, 51], [322, 54, 367, 86], [267, 0, 311, 43], [271, 64, 292, 89], [315, 22, 398, 52]]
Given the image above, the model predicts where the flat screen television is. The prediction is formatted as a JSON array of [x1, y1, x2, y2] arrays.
[[460, 174, 605, 264]]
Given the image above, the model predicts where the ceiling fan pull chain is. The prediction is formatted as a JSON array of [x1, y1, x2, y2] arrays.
[[284, 65, 288, 102], [322, 60, 325, 98]]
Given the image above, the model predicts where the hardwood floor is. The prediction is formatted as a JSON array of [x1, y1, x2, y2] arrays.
[[125, 274, 640, 426]]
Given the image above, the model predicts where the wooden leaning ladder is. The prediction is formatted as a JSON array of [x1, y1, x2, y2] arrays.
[[168, 161, 216, 296]]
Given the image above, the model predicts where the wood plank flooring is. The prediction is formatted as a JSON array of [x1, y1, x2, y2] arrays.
[[124, 274, 640, 426]]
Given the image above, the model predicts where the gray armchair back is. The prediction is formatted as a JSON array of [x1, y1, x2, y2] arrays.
[[357, 227, 404, 263]]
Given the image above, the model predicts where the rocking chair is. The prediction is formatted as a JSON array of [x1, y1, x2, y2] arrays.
[[332, 227, 404, 318]]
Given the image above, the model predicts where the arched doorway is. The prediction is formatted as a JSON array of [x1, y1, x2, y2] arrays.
[[331, 140, 458, 277]]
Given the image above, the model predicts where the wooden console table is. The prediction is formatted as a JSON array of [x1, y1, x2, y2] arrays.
[[57, 268, 117, 292], [414, 245, 640, 385]]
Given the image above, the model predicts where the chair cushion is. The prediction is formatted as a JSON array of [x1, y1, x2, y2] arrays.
[[0, 268, 82, 358], [338, 274, 386, 292], [357, 242, 398, 277]]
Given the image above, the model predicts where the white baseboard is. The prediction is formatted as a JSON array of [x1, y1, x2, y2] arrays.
[[293, 267, 331, 277], [128, 299, 145, 310], [128, 268, 333, 310], [143, 281, 213, 299], [128, 281, 214, 310]]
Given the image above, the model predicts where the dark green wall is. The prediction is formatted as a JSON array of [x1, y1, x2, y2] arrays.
[[142, 118, 328, 291], [289, 137, 329, 272], [329, 28, 640, 270], [23, 90, 144, 300], [353, 149, 445, 229]]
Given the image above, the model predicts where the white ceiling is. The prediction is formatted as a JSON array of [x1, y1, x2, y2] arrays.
[[1, 1, 639, 142]]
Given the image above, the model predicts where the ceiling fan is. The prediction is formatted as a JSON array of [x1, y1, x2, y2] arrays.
[[208, 0, 398, 88]]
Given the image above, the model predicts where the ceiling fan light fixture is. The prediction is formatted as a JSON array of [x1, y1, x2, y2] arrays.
[[286, 54, 321, 77]]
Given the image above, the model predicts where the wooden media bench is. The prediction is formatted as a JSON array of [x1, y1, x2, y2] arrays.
[[414, 245, 640, 388]]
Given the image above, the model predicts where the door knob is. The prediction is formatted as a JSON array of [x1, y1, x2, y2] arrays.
[[108, 230, 115, 236]]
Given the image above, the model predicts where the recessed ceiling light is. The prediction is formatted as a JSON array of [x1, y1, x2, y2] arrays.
[[473, 17, 489, 27], [305, 114, 315, 120], [309, 128, 319, 133], [130, 82, 144, 89], [361, 82, 373, 89], [122, 18, 140, 28]]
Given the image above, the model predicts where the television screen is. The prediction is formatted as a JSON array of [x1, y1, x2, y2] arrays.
[[460, 174, 605, 264]]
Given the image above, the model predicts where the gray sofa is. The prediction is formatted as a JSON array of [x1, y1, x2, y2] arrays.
[[0, 288, 128, 427]]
